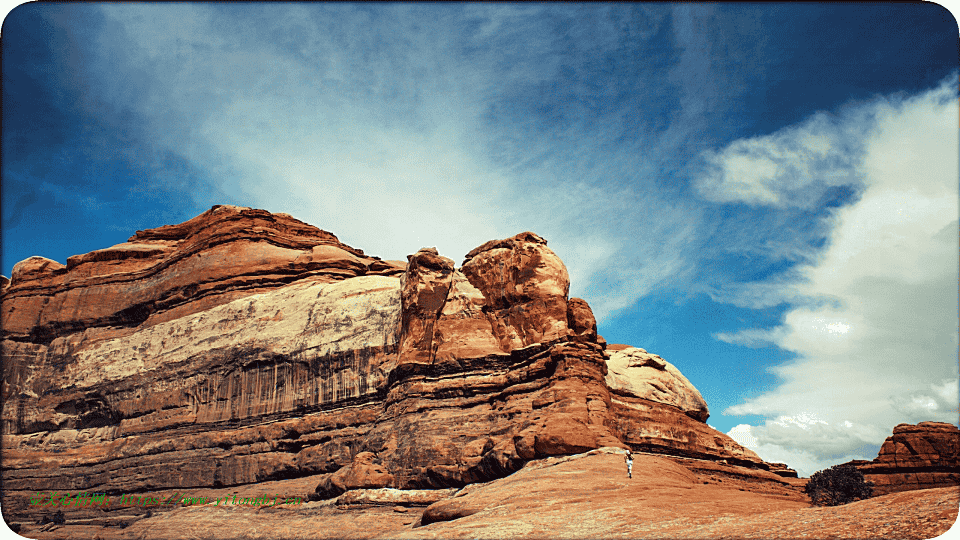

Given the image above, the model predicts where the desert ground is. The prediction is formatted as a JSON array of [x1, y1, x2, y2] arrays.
[[12, 448, 957, 540]]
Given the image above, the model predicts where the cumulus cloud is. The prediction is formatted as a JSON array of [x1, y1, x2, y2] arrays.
[[728, 419, 882, 477], [714, 76, 959, 473]]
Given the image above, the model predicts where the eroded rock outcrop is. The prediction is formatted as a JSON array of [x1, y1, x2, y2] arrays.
[[603, 344, 766, 468], [605, 346, 709, 422], [315, 452, 395, 499], [767, 462, 800, 478], [460, 232, 570, 350], [1, 207, 786, 530], [846, 421, 960, 495]]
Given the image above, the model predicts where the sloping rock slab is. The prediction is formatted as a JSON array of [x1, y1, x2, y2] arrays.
[[335, 488, 458, 507]]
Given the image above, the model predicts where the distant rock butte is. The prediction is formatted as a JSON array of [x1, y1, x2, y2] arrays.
[[845, 421, 960, 496], [1, 205, 790, 521]]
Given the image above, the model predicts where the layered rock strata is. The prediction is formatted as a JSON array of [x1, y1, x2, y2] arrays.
[[1, 206, 778, 525], [1, 205, 403, 347], [846, 421, 960, 496]]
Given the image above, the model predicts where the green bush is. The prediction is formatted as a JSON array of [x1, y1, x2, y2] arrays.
[[804, 464, 874, 506]]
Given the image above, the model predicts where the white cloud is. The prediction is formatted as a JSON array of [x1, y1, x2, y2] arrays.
[[713, 326, 788, 348], [695, 110, 864, 208], [727, 417, 884, 477], [891, 378, 960, 424], [96, 4, 525, 262], [727, 423, 759, 448], [716, 77, 960, 473]]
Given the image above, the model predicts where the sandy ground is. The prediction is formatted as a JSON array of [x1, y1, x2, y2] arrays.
[[9, 451, 958, 540]]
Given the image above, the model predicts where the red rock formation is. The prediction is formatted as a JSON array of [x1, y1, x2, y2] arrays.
[[459, 232, 570, 350], [767, 462, 800, 478], [566, 296, 599, 343], [1, 205, 403, 344], [846, 421, 959, 495], [0, 207, 789, 530], [315, 451, 395, 499]]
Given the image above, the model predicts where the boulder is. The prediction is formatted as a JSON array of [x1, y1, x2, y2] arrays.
[[460, 232, 570, 350], [315, 452, 395, 499], [605, 346, 709, 422]]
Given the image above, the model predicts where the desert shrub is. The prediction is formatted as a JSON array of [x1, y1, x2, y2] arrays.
[[804, 464, 874, 506]]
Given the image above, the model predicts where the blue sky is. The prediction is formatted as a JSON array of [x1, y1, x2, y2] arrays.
[[1, 3, 957, 477]]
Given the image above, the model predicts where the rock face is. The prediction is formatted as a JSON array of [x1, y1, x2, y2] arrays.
[[315, 452, 395, 499], [418, 447, 805, 531], [1, 206, 785, 528], [846, 422, 960, 496], [767, 462, 800, 478], [605, 346, 709, 422], [604, 344, 766, 468], [1, 205, 403, 346]]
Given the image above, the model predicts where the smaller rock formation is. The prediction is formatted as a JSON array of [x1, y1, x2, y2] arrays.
[[566, 297, 599, 343], [846, 421, 959, 496], [767, 462, 799, 478], [315, 452, 395, 499]]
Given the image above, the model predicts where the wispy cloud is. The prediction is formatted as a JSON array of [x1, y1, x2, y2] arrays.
[[84, 4, 718, 321], [695, 111, 865, 208], [728, 416, 886, 476]]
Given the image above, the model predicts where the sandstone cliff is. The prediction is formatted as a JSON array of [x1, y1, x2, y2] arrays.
[[1, 205, 782, 527], [845, 421, 960, 496]]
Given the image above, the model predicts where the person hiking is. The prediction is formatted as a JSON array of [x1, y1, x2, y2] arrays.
[[624, 450, 633, 479]]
